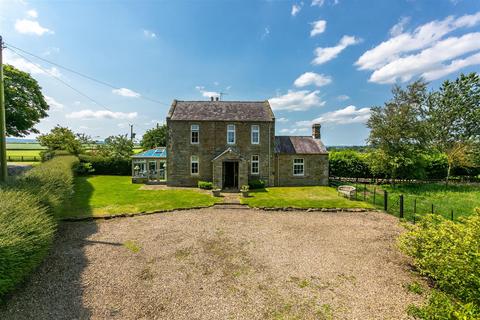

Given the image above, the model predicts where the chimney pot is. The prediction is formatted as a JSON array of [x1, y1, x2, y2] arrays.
[[312, 123, 321, 139], [210, 96, 214, 101], [215, 96, 219, 101]]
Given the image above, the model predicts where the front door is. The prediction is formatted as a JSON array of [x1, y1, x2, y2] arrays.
[[222, 161, 238, 189]]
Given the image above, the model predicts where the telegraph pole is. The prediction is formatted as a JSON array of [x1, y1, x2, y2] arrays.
[[129, 124, 135, 142], [0, 36, 7, 182]]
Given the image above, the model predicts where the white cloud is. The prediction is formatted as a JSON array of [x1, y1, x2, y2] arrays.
[[311, 0, 325, 7], [312, 35, 360, 65], [277, 117, 289, 123], [143, 29, 157, 38], [195, 86, 220, 98], [112, 88, 141, 98], [44, 95, 64, 111], [356, 12, 480, 82], [66, 109, 138, 120], [369, 32, 480, 83], [422, 51, 480, 81], [310, 19, 326, 37], [337, 94, 350, 101], [15, 19, 53, 35], [294, 72, 332, 87], [4, 51, 61, 77], [280, 127, 309, 134], [390, 16, 410, 36], [27, 9, 38, 18], [269, 90, 325, 112], [291, 3, 303, 16], [297, 105, 371, 126]]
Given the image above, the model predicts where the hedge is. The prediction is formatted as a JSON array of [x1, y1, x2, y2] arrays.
[[78, 154, 131, 175], [0, 155, 78, 300]]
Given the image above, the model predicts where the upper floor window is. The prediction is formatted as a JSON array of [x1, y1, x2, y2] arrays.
[[293, 158, 304, 176], [251, 155, 259, 175], [191, 155, 199, 175], [191, 124, 199, 144], [251, 125, 260, 144], [227, 124, 235, 144]]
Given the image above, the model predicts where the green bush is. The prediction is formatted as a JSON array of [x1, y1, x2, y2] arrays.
[[198, 181, 213, 190], [79, 154, 131, 175], [329, 150, 371, 178], [0, 156, 78, 301], [248, 179, 265, 189], [398, 209, 480, 319], [74, 162, 95, 175]]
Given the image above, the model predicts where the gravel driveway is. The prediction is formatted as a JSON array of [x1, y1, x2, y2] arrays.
[[0, 208, 424, 320]]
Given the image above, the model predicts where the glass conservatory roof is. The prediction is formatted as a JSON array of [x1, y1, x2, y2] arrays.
[[131, 147, 167, 158]]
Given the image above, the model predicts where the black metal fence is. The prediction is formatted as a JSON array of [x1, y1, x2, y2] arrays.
[[7, 155, 40, 162]]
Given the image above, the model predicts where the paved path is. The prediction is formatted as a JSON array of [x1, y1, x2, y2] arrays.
[[0, 208, 424, 320]]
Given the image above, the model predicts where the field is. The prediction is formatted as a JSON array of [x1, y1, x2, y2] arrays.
[[242, 186, 373, 209], [59, 175, 219, 218], [344, 182, 480, 221]]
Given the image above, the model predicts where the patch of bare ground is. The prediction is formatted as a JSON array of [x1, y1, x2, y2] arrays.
[[0, 209, 424, 320]]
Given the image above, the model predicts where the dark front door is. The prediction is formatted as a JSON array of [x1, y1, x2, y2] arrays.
[[223, 161, 239, 189]]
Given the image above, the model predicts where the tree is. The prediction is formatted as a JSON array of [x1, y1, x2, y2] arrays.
[[37, 126, 83, 156], [140, 124, 167, 150], [427, 73, 480, 183], [367, 80, 429, 182], [97, 135, 133, 159], [4, 65, 49, 137]]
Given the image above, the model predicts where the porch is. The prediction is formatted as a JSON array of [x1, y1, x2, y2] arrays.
[[131, 148, 167, 184]]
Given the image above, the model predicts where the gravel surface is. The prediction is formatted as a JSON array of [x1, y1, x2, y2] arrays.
[[0, 208, 424, 320]]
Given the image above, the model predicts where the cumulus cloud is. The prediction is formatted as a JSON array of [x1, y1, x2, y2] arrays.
[[269, 90, 325, 112], [277, 117, 290, 123], [195, 86, 220, 98], [143, 29, 157, 38], [337, 94, 350, 101], [112, 88, 141, 98], [4, 51, 61, 77], [312, 35, 360, 65], [389, 16, 411, 36], [27, 9, 38, 18], [15, 19, 53, 35], [280, 127, 309, 134], [44, 95, 64, 111], [297, 105, 371, 126], [66, 109, 138, 120], [291, 3, 303, 16], [310, 19, 326, 37], [311, 0, 325, 7], [294, 72, 332, 87], [356, 12, 480, 83]]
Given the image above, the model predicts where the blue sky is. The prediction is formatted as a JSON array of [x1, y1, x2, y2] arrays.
[[1, 0, 479, 145]]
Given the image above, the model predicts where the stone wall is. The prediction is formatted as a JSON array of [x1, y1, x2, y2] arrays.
[[274, 154, 329, 186], [166, 120, 275, 187]]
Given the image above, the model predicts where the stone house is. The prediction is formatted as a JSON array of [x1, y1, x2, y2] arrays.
[[132, 99, 328, 188]]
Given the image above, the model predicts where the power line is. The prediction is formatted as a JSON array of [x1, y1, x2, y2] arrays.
[[4, 42, 171, 106]]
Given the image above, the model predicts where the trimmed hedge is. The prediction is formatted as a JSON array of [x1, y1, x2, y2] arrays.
[[198, 181, 213, 190], [78, 154, 131, 175], [249, 179, 265, 189], [0, 155, 78, 300]]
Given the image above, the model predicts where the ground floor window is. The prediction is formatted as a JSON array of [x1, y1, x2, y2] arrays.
[[293, 158, 304, 176], [251, 155, 259, 174], [133, 160, 147, 177], [191, 155, 199, 175]]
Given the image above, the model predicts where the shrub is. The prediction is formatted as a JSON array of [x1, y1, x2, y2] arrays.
[[249, 179, 265, 189], [79, 154, 131, 175], [198, 181, 213, 190], [0, 156, 78, 301], [329, 150, 371, 178], [398, 209, 480, 318]]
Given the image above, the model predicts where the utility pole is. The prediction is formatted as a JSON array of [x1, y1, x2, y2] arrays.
[[129, 124, 135, 142], [0, 36, 7, 182]]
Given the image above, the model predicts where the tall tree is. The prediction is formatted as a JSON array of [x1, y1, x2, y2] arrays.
[[97, 135, 133, 159], [4, 65, 49, 136], [141, 124, 167, 149], [367, 80, 429, 182], [37, 126, 83, 155], [428, 72, 480, 183]]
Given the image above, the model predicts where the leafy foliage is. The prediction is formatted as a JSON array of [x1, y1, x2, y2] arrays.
[[3, 65, 49, 137], [141, 125, 168, 150], [37, 126, 83, 159], [198, 181, 213, 190], [248, 179, 265, 189], [79, 154, 131, 175], [329, 150, 371, 178], [96, 135, 134, 159]]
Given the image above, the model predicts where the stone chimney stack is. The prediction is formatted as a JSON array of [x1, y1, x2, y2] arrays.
[[210, 96, 214, 101], [312, 123, 321, 139]]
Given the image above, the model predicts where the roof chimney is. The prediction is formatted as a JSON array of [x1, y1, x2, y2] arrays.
[[215, 96, 219, 101], [312, 123, 321, 139], [210, 96, 214, 101]]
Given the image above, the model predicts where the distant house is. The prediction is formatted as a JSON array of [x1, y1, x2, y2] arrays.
[[132, 98, 328, 188]]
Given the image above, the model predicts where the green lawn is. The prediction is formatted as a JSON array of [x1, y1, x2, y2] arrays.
[[59, 175, 219, 218], [241, 186, 373, 209]]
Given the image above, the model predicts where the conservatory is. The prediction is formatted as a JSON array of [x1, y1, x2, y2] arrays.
[[131, 147, 167, 184]]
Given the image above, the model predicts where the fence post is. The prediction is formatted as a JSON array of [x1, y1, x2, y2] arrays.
[[363, 183, 366, 200], [413, 214, 416, 224], [414, 199, 417, 215], [383, 190, 388, 211], [451, 209, 454, 221], [431, 204, 434, 214], [373, 187, 376, 205], [399, 194, 404, 218], [355, 183, 358, 200], [21, 155, 24, 161]]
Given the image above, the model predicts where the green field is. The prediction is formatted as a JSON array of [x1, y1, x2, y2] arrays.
[[59, 175, 219, 218], [241, 186, 373, 209]]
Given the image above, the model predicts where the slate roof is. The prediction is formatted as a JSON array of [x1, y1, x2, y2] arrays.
[[131, 147, 167, 158], [274, 136, 328, 154], [167, 100, 274, 122]]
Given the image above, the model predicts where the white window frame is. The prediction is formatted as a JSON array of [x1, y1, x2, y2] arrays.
[[293, 158, 304, 176], [251, 125, 260, 144], [191, 124, 199, 144], [227, 124, 236, 145], [251, 155, 259, 175], [191, 155, 199, 175]]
